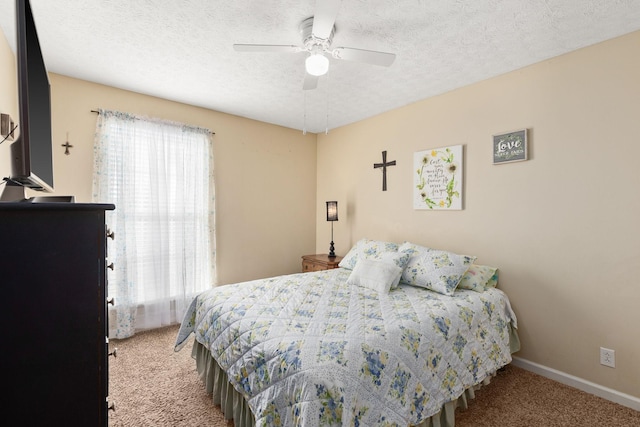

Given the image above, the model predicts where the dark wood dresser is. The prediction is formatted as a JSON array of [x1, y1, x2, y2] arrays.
[[0, 202, 115, 426]]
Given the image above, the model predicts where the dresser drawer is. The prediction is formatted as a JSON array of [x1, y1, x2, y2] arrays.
[[302, 260, 328, 272], [301, 254, 343, 272]]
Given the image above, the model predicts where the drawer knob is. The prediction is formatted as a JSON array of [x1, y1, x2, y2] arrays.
[[109, 347, 118, 358], [106, 229, 115, 240], [107, 263, 114, 270], [107, 297, 115, 306]]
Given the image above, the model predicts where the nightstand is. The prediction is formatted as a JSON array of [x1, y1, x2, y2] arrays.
[[301, 254, 343, 272]]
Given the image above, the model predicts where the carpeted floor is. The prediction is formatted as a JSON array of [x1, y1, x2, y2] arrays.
[[108, 325, 639, 426]]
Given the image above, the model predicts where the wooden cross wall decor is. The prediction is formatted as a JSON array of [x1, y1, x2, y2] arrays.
[[373, 150, 396, 191]]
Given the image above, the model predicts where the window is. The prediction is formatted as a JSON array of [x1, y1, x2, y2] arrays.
[[93, 109, 215, 338]]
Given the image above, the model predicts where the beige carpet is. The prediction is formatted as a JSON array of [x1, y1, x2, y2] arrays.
[[109, 325, 639, 426]]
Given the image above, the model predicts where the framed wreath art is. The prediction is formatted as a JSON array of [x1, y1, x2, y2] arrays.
[[413, 144, 463, 210]]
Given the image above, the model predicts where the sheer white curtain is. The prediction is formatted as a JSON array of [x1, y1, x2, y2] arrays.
[[92, 109, 215, 339]]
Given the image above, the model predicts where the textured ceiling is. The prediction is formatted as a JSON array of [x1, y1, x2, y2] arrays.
[[1, 0, 639, 134]]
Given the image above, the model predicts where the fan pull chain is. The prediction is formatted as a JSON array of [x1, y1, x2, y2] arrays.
[[302, 91, 307, 135], [325, 73, 330, 134]]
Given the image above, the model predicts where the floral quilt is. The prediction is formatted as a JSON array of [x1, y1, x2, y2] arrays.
[[175, 268, 517, 426]]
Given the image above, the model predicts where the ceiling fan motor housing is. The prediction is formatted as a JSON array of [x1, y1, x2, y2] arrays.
[[299, 16, 334, 52], [233, 2, 395, 91]]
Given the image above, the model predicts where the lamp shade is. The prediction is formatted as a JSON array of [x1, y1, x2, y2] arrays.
[[326, 201, 338, 221], [306, 53, 329, 76]]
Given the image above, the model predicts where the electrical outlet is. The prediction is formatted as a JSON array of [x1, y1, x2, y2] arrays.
[[600, 347, 615, 368]]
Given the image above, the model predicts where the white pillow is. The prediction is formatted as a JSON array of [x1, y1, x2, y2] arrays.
[[347, 258, 403, 293], [399, 242, 476, 295]]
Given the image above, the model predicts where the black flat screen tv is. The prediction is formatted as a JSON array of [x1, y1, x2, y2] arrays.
[[1, 0, 54, 202]]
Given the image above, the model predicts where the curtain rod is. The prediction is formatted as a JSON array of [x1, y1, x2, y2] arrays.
[[90, 109, 215, 135]]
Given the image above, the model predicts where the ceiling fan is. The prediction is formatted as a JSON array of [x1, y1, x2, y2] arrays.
[[233, 0, 396, 90]]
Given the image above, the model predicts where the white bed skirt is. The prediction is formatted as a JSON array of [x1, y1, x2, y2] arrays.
[[191, 340, 509, 427]]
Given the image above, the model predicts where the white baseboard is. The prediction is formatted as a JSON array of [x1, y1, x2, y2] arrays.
[[511, 356, 640, 412]]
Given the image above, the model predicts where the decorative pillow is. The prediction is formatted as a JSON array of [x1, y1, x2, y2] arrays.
[[484, 269, 499, 288], [399, 242, 476, 295], [457, 264, 498, 292], [338, 238, 400, 270], [346, 258, 403, 293]]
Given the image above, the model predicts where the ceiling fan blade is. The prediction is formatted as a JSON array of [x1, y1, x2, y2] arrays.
[[331, 47, 396, 67], [312, 0, 341, 40], [233, 44, 301, 53], [303, 73, 319, 90]]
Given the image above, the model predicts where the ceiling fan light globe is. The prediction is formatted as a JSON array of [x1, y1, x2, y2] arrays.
[[305, 53, 329, 76]]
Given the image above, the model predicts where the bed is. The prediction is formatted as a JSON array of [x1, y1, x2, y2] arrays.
[[175, 239, 520, 426]]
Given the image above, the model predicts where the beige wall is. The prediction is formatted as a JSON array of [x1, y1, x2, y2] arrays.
[[0, 34, 318, 285], [48, 75, 318, 284], [0, 30, 16, 177], [316, 31, 640, 398]]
